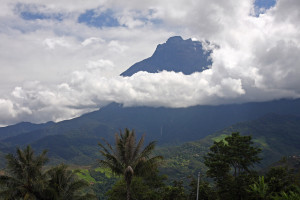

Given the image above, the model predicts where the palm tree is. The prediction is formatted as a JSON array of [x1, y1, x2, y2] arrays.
[[98, 128, 163, 200], [44, 164, 96, 200], [248, 176, 269, 200], [0, 145, 48, 200]]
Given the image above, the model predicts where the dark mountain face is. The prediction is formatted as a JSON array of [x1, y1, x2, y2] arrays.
[[120, 36, 212, 76], [1, 99, 300, 164], [0, 121, 54, 140]]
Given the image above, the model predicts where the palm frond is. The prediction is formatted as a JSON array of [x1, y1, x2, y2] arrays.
[[98, 128, 163, 200], [132, 134, 145, 160], [125, 130, 136, 165], [137, 141, 156, 160], [134, 155, 163, 176]]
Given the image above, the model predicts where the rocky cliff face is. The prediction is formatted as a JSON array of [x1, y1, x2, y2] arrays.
[[120, 36, 212, 76]]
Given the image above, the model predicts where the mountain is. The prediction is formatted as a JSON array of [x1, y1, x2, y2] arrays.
[[157, 113, 300, 180], [3, 99, 300, 145], [266, 156, 300, 176], [120, 36, 212, 76], [1, 99, 300, 167], [1, 36, 300, 169], [0, 121, 54, 140]]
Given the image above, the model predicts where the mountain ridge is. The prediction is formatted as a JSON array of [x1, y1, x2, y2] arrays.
[[1, 99, 300, 167], [121, 36, 212, 76]]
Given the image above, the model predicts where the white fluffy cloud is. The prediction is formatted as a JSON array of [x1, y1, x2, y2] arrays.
[[0, 0, 300, 125], [3, 69, 245, 125]]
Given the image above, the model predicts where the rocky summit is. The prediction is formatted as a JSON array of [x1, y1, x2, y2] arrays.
[[120, 36, 212, 76]]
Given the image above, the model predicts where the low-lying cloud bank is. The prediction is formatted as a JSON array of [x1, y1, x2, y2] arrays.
[[1, 63, 299, 125], [0, 0, 300, 125]]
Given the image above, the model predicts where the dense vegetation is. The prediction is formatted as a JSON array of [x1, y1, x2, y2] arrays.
[[98, 129, 163, 200], [1, 130, 299, 199], [0, 146, 95, 199], [155, 113, 300, 181]]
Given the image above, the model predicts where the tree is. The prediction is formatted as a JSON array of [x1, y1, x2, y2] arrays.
[[0, 146, 95, 200], [248, 176, 269, 200], [247, 165, 300, 200], [266, 167, 296, 196], [98, 128, 163, 200], [163, 180, 187, 200], [188, 175, 217, 200], [44, 164, 96, 200], [204, 132, 261, 200], [106, 172, 166, 200], [0, 145, 48, 200]]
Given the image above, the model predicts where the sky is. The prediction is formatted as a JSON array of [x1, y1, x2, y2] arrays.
[[0, 0, 300, 126]]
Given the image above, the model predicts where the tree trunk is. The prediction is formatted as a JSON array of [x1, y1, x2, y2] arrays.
[[126, 180, 131, 200]]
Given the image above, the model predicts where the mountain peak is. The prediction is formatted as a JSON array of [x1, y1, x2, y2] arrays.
[[166, 36, 184, 43], [120, 36, 212, 76]]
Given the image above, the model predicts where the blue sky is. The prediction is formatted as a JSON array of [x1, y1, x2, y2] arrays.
[[16, 0, 277, 28], [0, 0, 300, 126], [255, 0, 276, 9], [78, 9, 120, 27]]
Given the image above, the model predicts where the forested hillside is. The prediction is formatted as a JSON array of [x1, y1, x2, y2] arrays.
[[158, 113, 300, 180]]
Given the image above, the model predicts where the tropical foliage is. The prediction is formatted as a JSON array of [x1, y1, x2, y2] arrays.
[[249, 176, 269, 200], [0, 146, 95, 200], [0, 146, 48, 199], [98, 128, 163, 200], [106, 171, 166, 200], [44, 164, 95, 200], [204, 132, 261, 200], [0, 130, 299, 200]]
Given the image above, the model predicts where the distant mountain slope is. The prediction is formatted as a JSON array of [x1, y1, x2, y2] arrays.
[[266, 156, 300, 176], [1, 99, 300, 167], [0, 121, 54, 140], [120, 36, 212, 76], [158, 113, 300, 180], [215, 113, 300, 161], [2, 99, 300, 147]]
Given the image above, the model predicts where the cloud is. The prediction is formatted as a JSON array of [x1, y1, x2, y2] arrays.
[[0, 14, 171, 94], [271, 0, 300, 25], [43, 38, 71, 49], [1, 69, 245, 125], [0, 99, 17, 121], [81, 37, 104, 46], [1, 0, 300, 125]]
